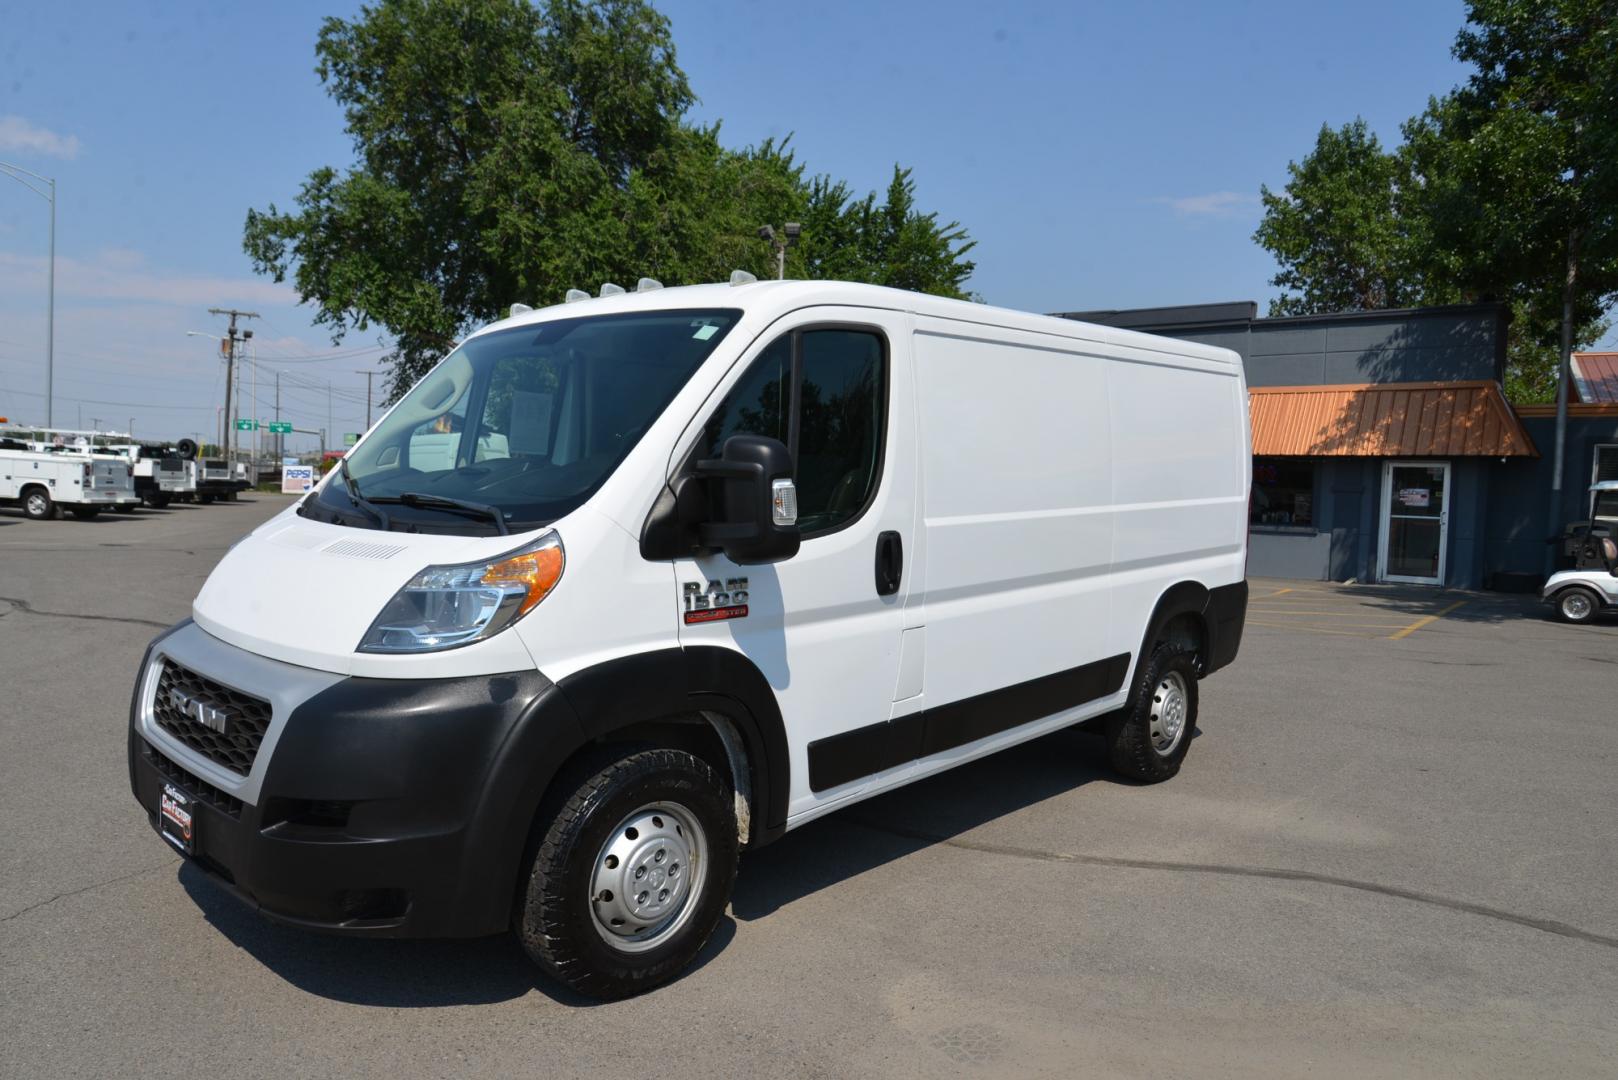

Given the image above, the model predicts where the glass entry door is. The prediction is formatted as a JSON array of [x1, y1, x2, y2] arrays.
[[1379, 461, 1450, 585]]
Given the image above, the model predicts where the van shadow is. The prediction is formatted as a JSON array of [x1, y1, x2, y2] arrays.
[[731, 724, 1118, 921], [177, 862, 736, 1009], [176, 724, 1119, 1009]]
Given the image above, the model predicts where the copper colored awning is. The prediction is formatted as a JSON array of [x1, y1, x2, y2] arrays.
[[1248, 381, 1538, 458]]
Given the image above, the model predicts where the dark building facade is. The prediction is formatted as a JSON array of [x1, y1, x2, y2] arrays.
[[1059, 302, 1615, 589]]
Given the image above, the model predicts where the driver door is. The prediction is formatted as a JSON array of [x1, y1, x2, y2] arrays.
[[674, 309, 919, 819]]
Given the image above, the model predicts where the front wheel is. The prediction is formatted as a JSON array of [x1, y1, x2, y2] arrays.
[[22, 488, 55, 520], [517, 749, 739, 1000], [1554, 586, 1601, 624], [1105, 642, 1199, 782]]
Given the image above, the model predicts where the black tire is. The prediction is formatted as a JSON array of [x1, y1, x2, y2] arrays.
[[22, 486, 54, 520], [148, 494, 171, 509], [1553, 586, 1602, 624], [1105, 642, 1199, 782], [517, 748, 739, 1001], [115, 504, 137, 514], [199, 494, 215, 505], [69, 506, 101, 520]]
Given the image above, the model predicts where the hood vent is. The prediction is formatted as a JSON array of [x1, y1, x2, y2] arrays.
[[322, 539, 407, 561]]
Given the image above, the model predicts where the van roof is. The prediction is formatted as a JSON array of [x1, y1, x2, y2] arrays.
[[471, 280, 1240, 368]]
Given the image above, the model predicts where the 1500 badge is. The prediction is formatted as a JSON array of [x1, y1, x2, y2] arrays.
[[683, 578, 749, 625]]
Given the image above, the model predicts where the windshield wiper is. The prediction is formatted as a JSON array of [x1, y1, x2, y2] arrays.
[[371, 491, 509, 535], [339, 457, 391, 530]]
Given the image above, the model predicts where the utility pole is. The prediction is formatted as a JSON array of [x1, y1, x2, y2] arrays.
[[355, 370, 374, 429], [275, 371, 282, 460], [208, 307, 259, 470], [0, 162, 55, 426]]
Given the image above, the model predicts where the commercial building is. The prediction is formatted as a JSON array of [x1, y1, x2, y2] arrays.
[[1059, 302, 1617, 589]]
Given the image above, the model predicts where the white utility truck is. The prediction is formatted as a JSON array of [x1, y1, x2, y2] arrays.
[[128, 280, 1251, 999], [106, 440, 198, 508], [1, 439, 139, 518]]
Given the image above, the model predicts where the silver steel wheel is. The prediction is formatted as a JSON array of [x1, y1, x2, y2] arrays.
[[1148, 670, 1190, 756], [588, 802, 708, 954], [24, 492, 49, 518], [1561, 591, 1594, 621]]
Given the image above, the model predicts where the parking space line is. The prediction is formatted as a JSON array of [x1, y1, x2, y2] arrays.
[[1247, 620, 1383, 637], [1388, 600, 1469, 640]]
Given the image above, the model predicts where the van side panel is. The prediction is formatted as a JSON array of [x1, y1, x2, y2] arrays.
[[1105, 353, 1248, 671], [912, 320, 1116, 717]]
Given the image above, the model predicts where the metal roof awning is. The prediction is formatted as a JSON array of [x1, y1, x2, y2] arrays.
[[1249, 381, 1538, 458], [1572, 352, 1618, 404]]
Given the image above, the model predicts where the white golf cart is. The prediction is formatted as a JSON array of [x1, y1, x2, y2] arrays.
[[1543, 481, 1618, 624]]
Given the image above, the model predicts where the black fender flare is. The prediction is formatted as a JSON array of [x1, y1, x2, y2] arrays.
[[460, 646, 790, 934], [1132, 579, 1248, 681]]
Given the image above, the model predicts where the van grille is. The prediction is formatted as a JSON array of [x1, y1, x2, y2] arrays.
[[152, 660, 272, 775], [141, 739, 244, 817]]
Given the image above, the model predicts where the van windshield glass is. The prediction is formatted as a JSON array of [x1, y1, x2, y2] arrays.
[[306, 309, 740, 533]]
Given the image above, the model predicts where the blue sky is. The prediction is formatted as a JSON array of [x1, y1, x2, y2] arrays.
[[0, 0, 1555, 446]]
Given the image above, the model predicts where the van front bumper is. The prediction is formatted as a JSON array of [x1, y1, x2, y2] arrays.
[[128, 621, 581, 937]]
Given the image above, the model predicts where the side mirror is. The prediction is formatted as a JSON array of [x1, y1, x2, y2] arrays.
[[694, 435, 801, 564]]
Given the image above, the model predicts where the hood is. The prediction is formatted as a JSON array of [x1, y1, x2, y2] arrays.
[[192, 509, 540, 678]]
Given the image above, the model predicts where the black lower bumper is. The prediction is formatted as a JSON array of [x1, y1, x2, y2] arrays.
[[130, 657, 585, 938]]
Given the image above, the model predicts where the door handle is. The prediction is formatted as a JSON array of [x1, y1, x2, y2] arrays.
[[875, 531, 903, 596]]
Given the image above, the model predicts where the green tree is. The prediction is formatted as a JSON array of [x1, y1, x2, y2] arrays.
[[1254, 3, 1618, 403], [244, 0, 976, 399], [1253, 119, 1422, 316]]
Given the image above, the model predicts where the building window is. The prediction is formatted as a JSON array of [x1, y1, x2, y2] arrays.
[[1594, 444, 1618, 483], [1251, 458, 1315, 527]]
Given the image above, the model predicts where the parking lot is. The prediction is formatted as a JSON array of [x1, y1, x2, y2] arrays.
[[2, 496, 1616, 1079]]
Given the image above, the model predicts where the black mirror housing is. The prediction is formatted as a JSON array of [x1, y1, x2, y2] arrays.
[[695, 435, 801, 564]]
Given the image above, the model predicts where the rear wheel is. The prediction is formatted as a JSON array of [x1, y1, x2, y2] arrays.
[[115, 504, 137, 514], [22, 487, 54, 520], [68, 506, 101, 520], [1105, 642, 1199, 782], [198, 493, 215, 505], [517, 748, 739, 1000], [1554, 586, 1601, 624]]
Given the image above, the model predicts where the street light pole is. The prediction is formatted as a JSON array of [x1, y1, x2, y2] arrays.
[[1, 161, 57, 426]]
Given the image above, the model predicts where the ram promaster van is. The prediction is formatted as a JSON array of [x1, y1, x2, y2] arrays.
[[128, 280, 1249, 999]]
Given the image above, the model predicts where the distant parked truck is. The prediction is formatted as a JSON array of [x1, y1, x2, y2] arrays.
[[106, 440, 198, 508], [195, 458, 250, 503], [0, 440, 139, 519]]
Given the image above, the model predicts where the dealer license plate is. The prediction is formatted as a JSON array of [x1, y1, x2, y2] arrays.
[[158, 784, 195, 855]]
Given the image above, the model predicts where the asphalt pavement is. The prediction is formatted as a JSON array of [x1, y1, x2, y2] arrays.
[[2, 496, 1616, 1078]]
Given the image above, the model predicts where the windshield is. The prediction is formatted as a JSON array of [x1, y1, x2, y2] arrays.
[[305, 309, 741, 534]]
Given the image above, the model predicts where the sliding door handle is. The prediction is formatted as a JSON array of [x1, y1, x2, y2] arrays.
[[875, 530, 903, 597]]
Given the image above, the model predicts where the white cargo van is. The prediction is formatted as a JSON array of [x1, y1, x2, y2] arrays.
[[128, 281, 1249, 998]]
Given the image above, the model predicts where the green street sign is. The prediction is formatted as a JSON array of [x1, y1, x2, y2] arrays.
[[235, 418, 258, 431], [268, 421, 293, 434], [344, 432, 360, 446]]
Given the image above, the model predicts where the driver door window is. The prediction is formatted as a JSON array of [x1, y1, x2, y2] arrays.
[[703, 327, 886, 537]]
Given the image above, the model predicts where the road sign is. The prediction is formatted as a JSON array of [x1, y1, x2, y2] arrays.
[[344, 432, 360, 446], [268, 421, 293, 434], [235, 418, 258, 431]]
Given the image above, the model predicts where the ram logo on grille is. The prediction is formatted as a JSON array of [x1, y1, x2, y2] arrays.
[[168, 687, 230, 734]]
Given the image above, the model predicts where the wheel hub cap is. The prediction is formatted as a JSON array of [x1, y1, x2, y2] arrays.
[[589, 803, 706, 953], [1565, 594, 1592, 618], [1149, 671, 1189, 755]]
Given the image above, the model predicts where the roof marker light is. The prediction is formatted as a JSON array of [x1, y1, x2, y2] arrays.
[[565, 289, 590, 303], [509, 303, 533, 317], [600, 283, 625, 297], [636, 277, 664, 292], [729, 270, 758, 286]]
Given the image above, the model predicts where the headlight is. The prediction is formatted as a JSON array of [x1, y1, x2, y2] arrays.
[[358, 532, 564, 653]]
